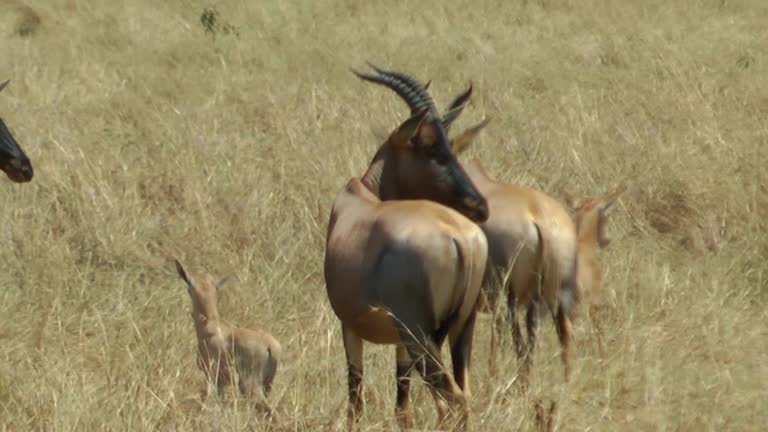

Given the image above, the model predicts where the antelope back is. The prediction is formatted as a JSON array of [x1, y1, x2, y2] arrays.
[[0, 80, 33, 183], [354, 65, 490, 223]]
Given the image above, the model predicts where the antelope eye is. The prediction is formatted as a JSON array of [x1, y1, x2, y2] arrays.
[[420, 145, 436, 157]]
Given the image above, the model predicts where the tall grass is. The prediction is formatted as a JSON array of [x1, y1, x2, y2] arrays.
[[1, 0, 766, 430]]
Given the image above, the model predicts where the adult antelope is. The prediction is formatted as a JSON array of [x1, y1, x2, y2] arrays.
[[447, 121, 624, 382], [0, 80, 33, 183], [324, 65, 491, 431], [457, 156, 578, 382]]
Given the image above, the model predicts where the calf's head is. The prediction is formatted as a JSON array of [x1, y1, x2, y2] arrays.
[[562, 185, 626, 248], [175, 259, 230, 321]]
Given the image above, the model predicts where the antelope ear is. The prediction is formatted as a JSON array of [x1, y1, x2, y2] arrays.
[[450, 117, 491, 155], [390, 108, 429, 150], [442, 83, 473, 130], [441, 104, 466, 131], [561, 189, 581, 210], [599, 184, 626, 214], [174, 259, 193, 289], [215, 275, 232, 289], [0, 80, 8, 93]]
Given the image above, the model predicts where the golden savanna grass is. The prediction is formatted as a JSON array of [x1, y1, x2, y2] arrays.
[[1, 0, 767, 430]]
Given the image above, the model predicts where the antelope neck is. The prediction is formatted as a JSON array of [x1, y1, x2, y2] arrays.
[[360, 145, 398, 200]]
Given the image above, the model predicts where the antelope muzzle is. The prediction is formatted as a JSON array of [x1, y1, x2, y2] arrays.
[[0, 119, 33, 183], [463, 195, 489, 223]]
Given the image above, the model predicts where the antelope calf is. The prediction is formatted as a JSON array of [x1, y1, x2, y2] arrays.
[[0, 80, 33, 183], [174, 259, 281, 414], [561, 186, 625, 356], [325, 65, 490, 431]]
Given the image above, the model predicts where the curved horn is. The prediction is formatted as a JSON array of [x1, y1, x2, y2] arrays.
[[351, 63, 436, 115], [0, 80, 9, 93]]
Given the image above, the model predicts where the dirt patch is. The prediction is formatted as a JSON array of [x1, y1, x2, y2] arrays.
[[644, 185, 698, 235], [0, 1, 42, 37], [15, 4, 41, 37]]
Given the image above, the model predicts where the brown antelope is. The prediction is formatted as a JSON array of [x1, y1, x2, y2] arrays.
[[0, 80, 33, 183], [174, 259, 281, 415], [456, 156, 579, 382], [447, 121, 624, 382], [324, 65, 491, 431], [561, 186, 625, 357]]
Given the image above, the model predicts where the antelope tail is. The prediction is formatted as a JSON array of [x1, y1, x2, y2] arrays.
[[263, 346, 278, 396], [435, 237, 474, 345]]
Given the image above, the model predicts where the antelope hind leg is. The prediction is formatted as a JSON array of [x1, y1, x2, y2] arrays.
[[555, 304, 575, 381], [342, 325, 364, 430], [447, 311, 478, 430], [395, 345, 415, 430], [395, 323, 465, 431]]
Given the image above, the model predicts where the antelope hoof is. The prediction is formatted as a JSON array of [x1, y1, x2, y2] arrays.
[[395, 409, 414, 431], [534, 399, 557, 432]]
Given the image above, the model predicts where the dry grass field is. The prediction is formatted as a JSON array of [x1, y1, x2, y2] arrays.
[[1, 0, 767, 430]]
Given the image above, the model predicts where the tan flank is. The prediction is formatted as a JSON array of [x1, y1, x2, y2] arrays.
[[174, 259, 281, 416], [325, 65, 489, 431]]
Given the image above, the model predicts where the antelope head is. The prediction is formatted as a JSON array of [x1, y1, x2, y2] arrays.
[[0, 80, 33, 183], [562, 185, 626, 248], [175, 259, 230, 322], [352, 64, 490, 223]]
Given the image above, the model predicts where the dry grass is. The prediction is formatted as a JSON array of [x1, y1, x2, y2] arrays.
[[1, 0, 767, 430]]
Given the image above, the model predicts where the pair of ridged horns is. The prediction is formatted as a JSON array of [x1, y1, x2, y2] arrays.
[[351, 63, 473, 131]]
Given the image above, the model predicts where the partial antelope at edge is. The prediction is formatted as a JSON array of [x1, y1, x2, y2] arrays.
[[324, 64, 490, 431], [174, 259, 281, 416], [0, 80, 34, 183]]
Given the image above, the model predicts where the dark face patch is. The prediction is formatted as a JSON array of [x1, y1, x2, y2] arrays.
[[399, 120, 488, 222], [0, 118, 33, 182]]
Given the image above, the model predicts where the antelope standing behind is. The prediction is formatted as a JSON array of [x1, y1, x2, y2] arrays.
[[324, 65, 490, 431], [0, 80, 34, 183], [561, 186, 625, 357], [456, 155, 579, 382], [174, 259, 281, 415], [449, 130, 624, 382]]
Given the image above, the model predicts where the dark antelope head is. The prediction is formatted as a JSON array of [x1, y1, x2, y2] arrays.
[[352, 64, 490, 223], [562, 185, 626, 248], [0, 80, 33, 183]]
